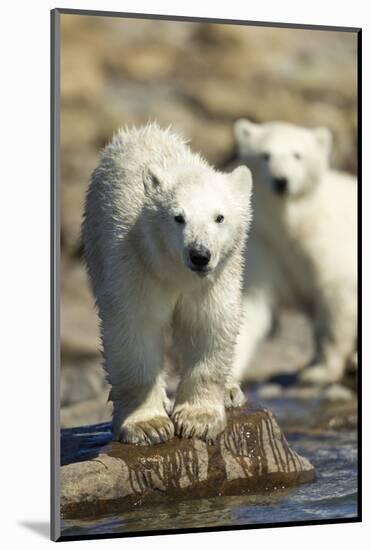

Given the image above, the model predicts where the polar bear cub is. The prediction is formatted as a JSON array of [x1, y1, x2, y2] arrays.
[[82, 123, 252, 445], [228, 119, 357, 392]]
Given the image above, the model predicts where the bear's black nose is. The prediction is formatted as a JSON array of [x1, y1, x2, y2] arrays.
[[189, 247, 211, 268], [273, 177, 288, 195]]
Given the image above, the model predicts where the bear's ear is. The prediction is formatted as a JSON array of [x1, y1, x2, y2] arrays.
[[143, 165, 166, 194], [234, 119, 260, 144], [313, 127, 332, 157], [229, 165, 253, 197]]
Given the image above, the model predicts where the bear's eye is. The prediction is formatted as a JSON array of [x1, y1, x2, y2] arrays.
[[215, 214, 224, 224], [294, 152, 302, 160], [174, 214, 185, 225], [261, 152, 270, 161]]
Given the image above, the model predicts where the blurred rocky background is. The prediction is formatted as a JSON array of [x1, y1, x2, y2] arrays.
[[60, 14, 357, 428]]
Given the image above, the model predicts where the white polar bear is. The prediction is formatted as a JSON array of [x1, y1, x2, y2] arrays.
[[82, 123, 252, 445], [226, 119, 357, 397]]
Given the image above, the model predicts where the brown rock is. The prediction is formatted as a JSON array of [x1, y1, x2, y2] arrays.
[[323, 384, 355, 403], [61, 262, 100, 359], [183, 80, 254, 119], [322, 411, 357, 431], [61, 46, 104, 105], [60, 403, 315, 519], [105, 44, 178, 80], [61, 393, 112, 429], [195, 23, 249, 49], [61, 182, 86, 256], [61, 361, 107, 408]]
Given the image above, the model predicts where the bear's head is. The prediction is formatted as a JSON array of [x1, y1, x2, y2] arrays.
[[234, 119, 332, 200], [142, 161, 252, 279]]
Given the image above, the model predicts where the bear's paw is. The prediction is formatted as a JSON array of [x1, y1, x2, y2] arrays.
[[172, 405, 226, 445], [224, 383, 247, 409], [115, 415, 175, 445]]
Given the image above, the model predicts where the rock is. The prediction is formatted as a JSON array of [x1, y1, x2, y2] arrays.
[[194, 23, 250, 49], [61, 393, 112, 429], [61, 297, 100, 359], [183, 80, 255, 119], [302, 400, 358, 432], [60, 403, 315, 519], [61, 263, 100, 359], [323, 384, 355, 403], [320, 409, 357, 431], [284, 386, 322, 400], [105, 44, 178, 81], [61, 361, 108, 407], [257, 381, 355, 404], [60, 182, 87, 257], [275, 395, 357, 435], [60, 46, 104, 105], [257, 383, 284, 399], [61, 108, 102, 152]]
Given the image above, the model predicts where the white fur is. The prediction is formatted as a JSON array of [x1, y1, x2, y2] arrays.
[[82, 123, 252, 445], [229, 119, 357, 390]]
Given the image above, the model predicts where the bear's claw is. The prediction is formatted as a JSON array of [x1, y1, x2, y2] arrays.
[[116, 415, 175, 445], [172, 406, 226, 445]]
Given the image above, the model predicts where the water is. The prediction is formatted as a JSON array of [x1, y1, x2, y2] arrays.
[[61, 397, 358, 537]]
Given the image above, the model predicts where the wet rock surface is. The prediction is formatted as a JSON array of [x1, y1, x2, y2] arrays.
[[60, 402, 315, 519]]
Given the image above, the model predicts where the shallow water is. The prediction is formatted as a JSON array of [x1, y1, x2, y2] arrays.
[[61, 397, 358, 537]]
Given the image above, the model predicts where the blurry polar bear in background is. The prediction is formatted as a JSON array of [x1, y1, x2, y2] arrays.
[[226, 119, 357, 403]]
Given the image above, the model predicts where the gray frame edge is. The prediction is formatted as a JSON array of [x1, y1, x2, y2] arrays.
[[54, 7, 361, 32], [51, 7, 61, 543]]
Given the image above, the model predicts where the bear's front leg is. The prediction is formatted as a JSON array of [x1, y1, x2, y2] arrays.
[[172, 288, 241, 444], [101, 283, 175, 445]]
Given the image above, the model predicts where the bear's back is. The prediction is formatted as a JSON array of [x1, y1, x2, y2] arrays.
[[108, 125, 191, 179]]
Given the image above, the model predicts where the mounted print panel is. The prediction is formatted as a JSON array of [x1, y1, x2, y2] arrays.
[[51, 8, 360, 542]]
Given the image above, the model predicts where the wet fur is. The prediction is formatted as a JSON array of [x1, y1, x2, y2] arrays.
[[82, 123, 252, 445]]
